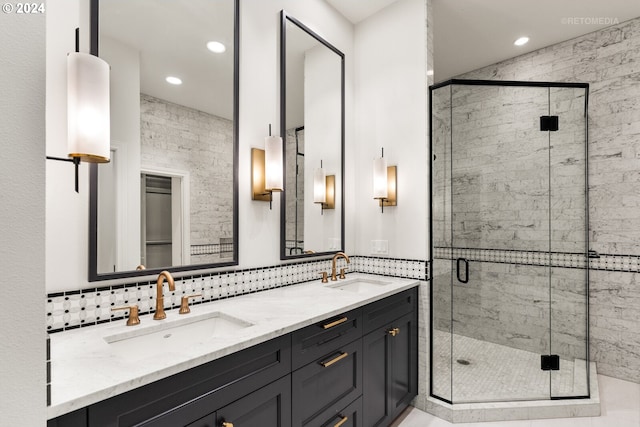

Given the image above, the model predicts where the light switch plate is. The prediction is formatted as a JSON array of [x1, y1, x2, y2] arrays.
[[328, 238, 340, 250], [371, 240, 389, 255]]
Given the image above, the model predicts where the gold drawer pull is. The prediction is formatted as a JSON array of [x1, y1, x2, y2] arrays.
[[221, 422, 234, 427], [334, 415, 348, 427], [323, 316, 348, 329], [388, 327, 400, 337], [321, 352, 349, 368]]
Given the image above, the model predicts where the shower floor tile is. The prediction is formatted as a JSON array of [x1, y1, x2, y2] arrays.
[[432, 330, 588, 402]]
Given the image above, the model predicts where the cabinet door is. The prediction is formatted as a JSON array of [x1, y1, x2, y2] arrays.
[[362, 325, 389, 427], [216, 375, 291, 427], [362, 312, 417, 427], [388, 312, 417, 420]]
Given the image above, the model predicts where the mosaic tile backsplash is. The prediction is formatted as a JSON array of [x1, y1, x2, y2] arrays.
[[46, 256, 427, 333]]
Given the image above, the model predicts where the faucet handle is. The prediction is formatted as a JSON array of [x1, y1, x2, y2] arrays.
[[179, 293, 202, 314], [111, 305, 140, 326], [339, 267, 347, 279], [319, 271, 329, 283]]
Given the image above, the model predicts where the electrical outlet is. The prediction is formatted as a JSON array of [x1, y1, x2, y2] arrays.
[[371, 240, 389, 255], [328, 238, 340, 250]]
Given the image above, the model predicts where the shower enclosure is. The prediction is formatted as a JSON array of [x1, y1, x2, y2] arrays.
[[429, 80, 590, 403]]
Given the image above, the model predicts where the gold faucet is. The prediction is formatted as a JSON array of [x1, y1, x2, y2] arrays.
[[331, 252, 350, 281], [154, 270, 175, 320]]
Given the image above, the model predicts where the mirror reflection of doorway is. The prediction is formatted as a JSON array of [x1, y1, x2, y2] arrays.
[[141, 174, 172, 268]]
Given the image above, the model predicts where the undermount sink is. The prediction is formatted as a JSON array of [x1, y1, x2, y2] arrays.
[[104, 311, 253, 359], [326, 278, 391, 293]]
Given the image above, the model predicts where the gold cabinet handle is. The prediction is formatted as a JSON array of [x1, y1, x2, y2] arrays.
[[322, 316, 348, 329], [334, 415, 348, 427], [388, 327, 400, 337], [320, 352, 348, 368], [221, 422, 234, 427]]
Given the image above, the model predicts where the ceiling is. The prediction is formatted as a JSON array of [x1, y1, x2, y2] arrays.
[[325, 0, 401, 24], [98, 0, 640, 116], [100, 0, 235, 120], [327, 0, 640, 82]]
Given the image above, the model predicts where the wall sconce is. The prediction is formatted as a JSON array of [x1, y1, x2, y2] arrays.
[[251, 124, 283, 209], [46, 38, 111, 193], [373, 147, 397, 213], [313, 160, 335, 214]]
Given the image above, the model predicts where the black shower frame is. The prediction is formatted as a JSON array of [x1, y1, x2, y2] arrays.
[[428, 79, 590, 405]]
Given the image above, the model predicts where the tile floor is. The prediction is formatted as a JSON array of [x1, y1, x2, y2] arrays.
[[394, 375, 640, 427]]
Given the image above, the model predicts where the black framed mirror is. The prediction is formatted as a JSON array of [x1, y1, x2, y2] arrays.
[[89, 0, 239, 281], [280, 10, 345, 260]]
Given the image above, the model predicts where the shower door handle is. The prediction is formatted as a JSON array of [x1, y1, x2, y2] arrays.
[[456, 258, 469, 283]]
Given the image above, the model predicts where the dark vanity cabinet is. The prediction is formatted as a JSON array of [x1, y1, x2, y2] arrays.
[[363, 313, 417, 426], [49, 288, 417, 427], [291, 308, 363, 426]]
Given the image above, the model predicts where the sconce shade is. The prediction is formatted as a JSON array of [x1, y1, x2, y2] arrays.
[[67, 52, 110, 163], [264, 135, 283, 191], [324, 175, 336, 209], [314, 167, 326, 203], [373, 157, 388, 199]]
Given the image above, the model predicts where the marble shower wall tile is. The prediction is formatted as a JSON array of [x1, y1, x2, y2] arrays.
[[453, 16, 640, 383], [459, 17, 640, 256]]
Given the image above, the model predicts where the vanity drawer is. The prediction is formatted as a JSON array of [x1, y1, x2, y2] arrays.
[[292, 338, 362, 426], [363, 287, 417, 335], [292, 308, 362, 370], [305, 396, 362, 427], [87, 335, 291, 427]]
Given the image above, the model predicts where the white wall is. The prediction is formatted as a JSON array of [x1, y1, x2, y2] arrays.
[[353, 0, 428, 260], [240, 0, 354, 267], [304, 44, 343, 252], [98, 36, 141, 273], [0, 7, 46, 426], [45, 0, 355, 292], [46, 0, 89, 292]]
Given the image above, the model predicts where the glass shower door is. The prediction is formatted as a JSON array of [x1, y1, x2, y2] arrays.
[[549, 86, 589, 398], [430, 80, 590, 404], [449, 84, 552, 403]]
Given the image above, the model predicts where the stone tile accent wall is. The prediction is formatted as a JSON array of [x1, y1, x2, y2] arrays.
[[46, 256, 427, 334], [140, 94, 234, 264], [446, 17, 640, 383]]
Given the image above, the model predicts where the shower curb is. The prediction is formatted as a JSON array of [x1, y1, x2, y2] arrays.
[[413, 362, 600, 423]]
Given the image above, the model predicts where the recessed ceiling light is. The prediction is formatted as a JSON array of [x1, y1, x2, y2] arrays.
[[514, 36, 529, 46], [166, 76, 182, 85], [207, 41, 226, 53]]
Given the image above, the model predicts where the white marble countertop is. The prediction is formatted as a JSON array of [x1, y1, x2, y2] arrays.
[[48, 273, 419, 419]]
